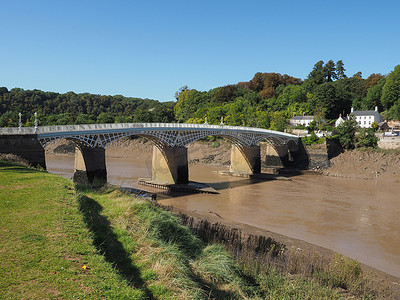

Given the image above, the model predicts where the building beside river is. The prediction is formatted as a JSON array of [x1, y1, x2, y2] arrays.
[[289, 115, 314, 127], [350, 106, 383, 128]]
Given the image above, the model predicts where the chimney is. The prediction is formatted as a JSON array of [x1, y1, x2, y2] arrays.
[[375, 106, 378, 112], [351, 107, 354, 113]]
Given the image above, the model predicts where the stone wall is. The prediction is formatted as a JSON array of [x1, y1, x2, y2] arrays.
[[0, 135, 46, 168]]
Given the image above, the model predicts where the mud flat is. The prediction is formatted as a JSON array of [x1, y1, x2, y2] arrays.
[[325, 148, 400, 181]]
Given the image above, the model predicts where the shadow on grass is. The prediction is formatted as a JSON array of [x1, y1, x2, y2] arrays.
[[77, 194, 154, 299], [0, 161, 38, 173]]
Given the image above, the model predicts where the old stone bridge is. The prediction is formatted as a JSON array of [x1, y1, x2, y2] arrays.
[[0, 123, 301, 184]]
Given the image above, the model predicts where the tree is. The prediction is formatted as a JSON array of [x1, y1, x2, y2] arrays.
[[336, 60, 347, 79], [97, 112, 114, 124], [365, 73, 383, 91], [364, 77, 386, 110], [334, 77, 365, 115], [174, 85, 189, 100], [312, 83, 338, 118], [333, 115, 358, 149], [387, 100, 400, 120], [76, 114, 96, 124], [313, 105, 326, 129], [269, 111, 288, 132], [174, 89, 210, 122], [324, 60, 337, 82], [381, 65, 400, 111], [0, 87, 8, 96], [355, 128, 378, 148], [214, 85, 237, 103], [306, 60, 325, 87]]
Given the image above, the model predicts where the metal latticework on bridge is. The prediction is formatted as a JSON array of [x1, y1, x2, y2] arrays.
[[0, 123, 299, 149]]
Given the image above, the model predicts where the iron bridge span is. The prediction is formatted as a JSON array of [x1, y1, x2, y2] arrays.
[[0, 123, 299, 148]]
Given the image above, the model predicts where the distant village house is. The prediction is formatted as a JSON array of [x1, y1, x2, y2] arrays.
[[289, 115, 314, 127], [335, 114, 344, 127], [350, 106, 383, 128]]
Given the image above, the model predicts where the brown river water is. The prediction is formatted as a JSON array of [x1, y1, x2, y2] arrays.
[[46, 153, 400, 278]]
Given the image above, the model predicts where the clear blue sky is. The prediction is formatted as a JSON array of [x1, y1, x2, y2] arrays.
[[1, 0, 399, 102]]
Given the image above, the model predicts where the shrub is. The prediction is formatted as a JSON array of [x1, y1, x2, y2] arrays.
[[355, 128, 378, 148], [331, 115, 358, 149], [301, 132, 325, 145]]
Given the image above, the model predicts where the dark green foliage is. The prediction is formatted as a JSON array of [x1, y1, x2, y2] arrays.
[[306, 120, 318, 132], [355, 128, 378, 148], [381, 65, 400, 110], [0, 88, 175, 126], [363, 77, 386, 111], [331, 115, 378, 149], [387, 100, 400, 120], [312, 83, 338, 118], [336, 60, 347, 79], [301, 132, 325, 145], [324, 60, 337, 82], [331, 115, 358, 149]]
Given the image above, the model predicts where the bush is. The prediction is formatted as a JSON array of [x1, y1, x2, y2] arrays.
[[301, 132, 325, 145], [355, 128, 378, 148], [332, 115, 358, 149]]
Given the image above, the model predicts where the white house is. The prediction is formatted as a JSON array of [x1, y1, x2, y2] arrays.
[[289, 115, 314, 127], [335, 114, 344, 127], [350, 107, 383, 128]]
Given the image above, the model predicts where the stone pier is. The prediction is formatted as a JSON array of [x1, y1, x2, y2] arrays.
[[0, 134, 46, 168], [152, 145, 188, 184], [73, 146, 107, 185], [230, 145, 261, 175]]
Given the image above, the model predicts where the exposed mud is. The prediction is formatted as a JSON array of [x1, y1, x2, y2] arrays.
[[325, 149, 400, 182]]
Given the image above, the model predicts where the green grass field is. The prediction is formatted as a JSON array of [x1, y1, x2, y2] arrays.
[[0, 160, 392, 299]]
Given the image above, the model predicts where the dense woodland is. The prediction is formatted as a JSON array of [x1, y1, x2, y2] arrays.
[[1, 61, 400, 130]]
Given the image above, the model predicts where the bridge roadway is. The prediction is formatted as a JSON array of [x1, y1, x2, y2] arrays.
[[0, 123, 300, 185]]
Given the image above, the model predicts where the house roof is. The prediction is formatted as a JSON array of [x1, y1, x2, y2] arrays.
[[351, 110, 381, 117], [290, 116, 313, 120]]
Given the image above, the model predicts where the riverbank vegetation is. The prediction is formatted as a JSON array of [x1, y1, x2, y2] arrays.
[[1, 63, 400, 129], [0, 160, 395, 299], [329, 115, 379, 149]]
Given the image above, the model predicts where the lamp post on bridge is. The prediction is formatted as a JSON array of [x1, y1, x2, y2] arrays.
[[18, 112, 22, 133], [34, 112, 38, 134]]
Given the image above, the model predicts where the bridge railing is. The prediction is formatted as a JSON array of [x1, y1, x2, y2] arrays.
[[0, 122, 298, 138]]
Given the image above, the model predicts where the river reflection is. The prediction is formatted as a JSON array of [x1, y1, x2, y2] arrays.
[[46, 153, 400, 278]]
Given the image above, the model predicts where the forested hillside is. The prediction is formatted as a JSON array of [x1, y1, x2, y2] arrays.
[[1, 61, 399, 130], [174, 62, 400, 131], [0, 89, 175, 127]]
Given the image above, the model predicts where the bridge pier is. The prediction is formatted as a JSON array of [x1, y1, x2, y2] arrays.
[[73, 146, 107, 185], [0, 134, 46, 168], [265, 144, 287, 167], [264, 142, 309, 169], [230, 145, 261, 175], [152, 145, 188, 184]]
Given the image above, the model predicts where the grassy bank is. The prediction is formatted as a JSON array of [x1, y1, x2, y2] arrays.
[[0, 160, 394, 299]]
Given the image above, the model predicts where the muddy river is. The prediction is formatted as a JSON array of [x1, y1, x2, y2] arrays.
[[46, 153, 400, 278]]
